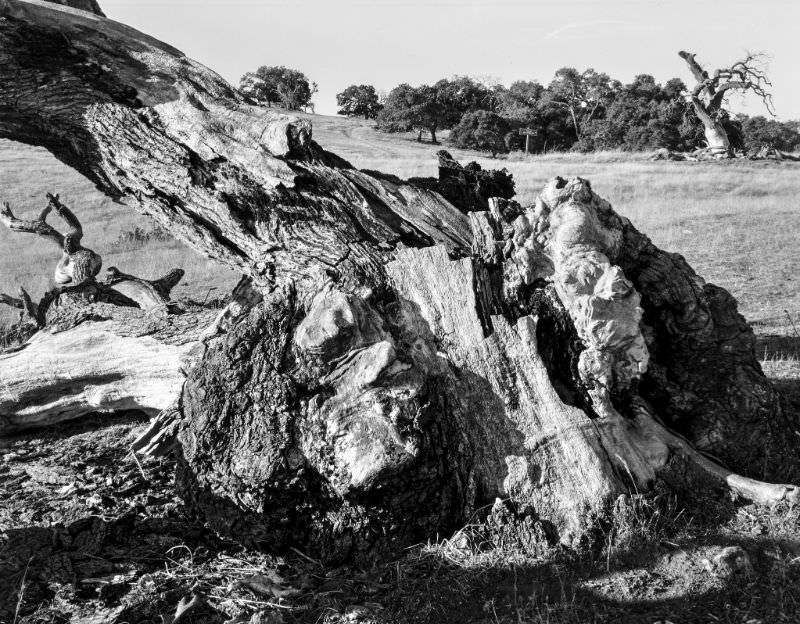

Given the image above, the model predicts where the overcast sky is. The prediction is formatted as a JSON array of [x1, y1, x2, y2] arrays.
[[102, 0, 800, 120]]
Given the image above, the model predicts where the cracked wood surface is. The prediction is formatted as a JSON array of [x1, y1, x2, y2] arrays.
[[0, 0, 470, 299], [0, 304, 215, 435]]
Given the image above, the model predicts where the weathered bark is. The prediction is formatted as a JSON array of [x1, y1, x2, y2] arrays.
[[42, 0, 104, 16], [403, 150, 516, 214], [177, 179, 799, 563], [0, 1, 796, 564], [102, 266, 185, 311]]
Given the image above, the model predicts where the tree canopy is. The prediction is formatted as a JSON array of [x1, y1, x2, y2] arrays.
[[739, 115, 800, 152], [449, 110, 510, 156], [376, 77, 500, 144], [239, 66, 318, 111], [376, 83, 448, 143], [336, 84, 383, 119], [372, 67, 798, 155]]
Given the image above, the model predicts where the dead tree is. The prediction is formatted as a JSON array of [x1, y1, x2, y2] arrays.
[[0, 0, 798, 564], [0, 192, 186, 319], [0, 190, 197, 432], [679, 50, 774, 156], [2, 193, 103, 287]]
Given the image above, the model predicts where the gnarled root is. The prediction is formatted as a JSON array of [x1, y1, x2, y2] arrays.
[[648, 416, 800, 505]]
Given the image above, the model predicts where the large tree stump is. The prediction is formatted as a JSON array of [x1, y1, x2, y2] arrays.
[[0, 0, 796, 564], [176, 178, 799, 562]]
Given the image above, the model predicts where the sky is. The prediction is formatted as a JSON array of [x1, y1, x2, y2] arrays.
[[102, 0, 800, 120]]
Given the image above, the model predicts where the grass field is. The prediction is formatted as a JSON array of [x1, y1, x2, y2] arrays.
[[2, 114, 800, 623]]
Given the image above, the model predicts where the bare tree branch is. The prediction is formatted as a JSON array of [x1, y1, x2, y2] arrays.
[[678, 51, 711, 90], [707, 53, 775, 115], [681, 50, 774, 116], [0, 286, 40, 327], [17, 287, 39, 323], [0, 293, 23, 309], [0, 201, 64, 248], [150, 268, 185, 299], [46, 192, 84, 250], [103, 266, 185, 310], [678, 50, 776, 155]]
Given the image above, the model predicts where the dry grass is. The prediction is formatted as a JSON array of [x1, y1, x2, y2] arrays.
[[0, 139, 239, 325], [3, 122, 798, 328]]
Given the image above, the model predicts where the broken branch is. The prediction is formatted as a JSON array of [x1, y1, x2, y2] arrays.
[[46, 192, 84, 249], [0, 200, 64, 247]]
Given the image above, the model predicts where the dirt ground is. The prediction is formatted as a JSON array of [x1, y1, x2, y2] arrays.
[[2, 420, 800, 624]]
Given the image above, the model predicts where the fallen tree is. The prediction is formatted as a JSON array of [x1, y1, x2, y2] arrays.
[[0, 0, 797, 564], [0, 191, 213, 434]]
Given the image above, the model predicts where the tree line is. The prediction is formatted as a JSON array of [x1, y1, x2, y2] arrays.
[[239, 65, 800, 156]]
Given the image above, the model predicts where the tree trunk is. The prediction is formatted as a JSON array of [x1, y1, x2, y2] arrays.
[[43, 0, 104, 16], [689, 95, 731, 155], [0, 0, 797, 564], [678, 51, 732, 156], [569, 107, 581, 141]]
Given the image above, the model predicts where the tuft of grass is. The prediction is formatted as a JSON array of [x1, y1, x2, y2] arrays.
[[600, 492, 690, 566], [111, 224, 174, 251]]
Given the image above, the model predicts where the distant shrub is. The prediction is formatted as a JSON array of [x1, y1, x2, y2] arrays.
[[449, 110, 511, 157], [112, 225, 173, 250], [740, 115, 800, 152]]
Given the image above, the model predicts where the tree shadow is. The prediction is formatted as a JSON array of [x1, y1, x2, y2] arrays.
[[4, 489, 795, 624], [0, 373, 127, 415], [0, 411, 210, 622], [0, 409, 151, 448], [375, 503, 800, 624], [0, 513, 229, 624]]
